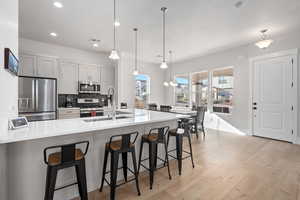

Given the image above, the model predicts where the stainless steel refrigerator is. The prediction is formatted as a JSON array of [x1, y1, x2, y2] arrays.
[[18, 76, 57, 122]]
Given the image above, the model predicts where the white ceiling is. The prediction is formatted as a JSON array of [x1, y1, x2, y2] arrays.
[[20, 0, 300, 63]]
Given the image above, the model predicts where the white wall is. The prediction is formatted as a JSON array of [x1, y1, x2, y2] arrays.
[[0, 0, 19, 198], [19, 38, 113, 68], [117, 52, 166, 108], [166, 29, 300, 135]]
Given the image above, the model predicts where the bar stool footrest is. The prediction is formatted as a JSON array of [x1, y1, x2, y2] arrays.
[[54, 182, 78, 191]]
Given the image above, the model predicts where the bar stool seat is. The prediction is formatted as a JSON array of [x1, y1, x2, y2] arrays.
[[48, 149, 84, 166], [168, 129, 177, 136], [142, 133, 159, 141], [105, 140, 134, 151]]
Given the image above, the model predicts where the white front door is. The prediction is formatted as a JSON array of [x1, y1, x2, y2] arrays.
[[253, 55, 294, 142]]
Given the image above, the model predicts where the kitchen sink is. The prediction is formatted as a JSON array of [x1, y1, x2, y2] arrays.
[[83, 115, 131, 122]]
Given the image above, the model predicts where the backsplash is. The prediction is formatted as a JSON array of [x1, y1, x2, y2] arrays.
[[58, 94, 108, 107]]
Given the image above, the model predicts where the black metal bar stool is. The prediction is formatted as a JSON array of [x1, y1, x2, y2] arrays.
[[43, 141, 89, 200], [167, 119, 195, 175], [99, 132, 141, 200], [190, 106, 207, 139], [138, 126, 171, 190]]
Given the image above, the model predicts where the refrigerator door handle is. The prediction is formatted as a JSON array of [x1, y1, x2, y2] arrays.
[[32, 79, 35, 111], [35, 79, 39, 111]]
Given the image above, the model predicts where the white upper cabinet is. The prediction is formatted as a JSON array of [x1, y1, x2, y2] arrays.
[[58, 61, 79, 94], [78, 64, 101, 83], [101, 66, 115, 94], [36, 56, 57, 78], [19, 54, 57, 78], [19, 54, 36, 76]]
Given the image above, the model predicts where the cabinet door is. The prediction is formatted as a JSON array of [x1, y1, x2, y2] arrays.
[[19, 54, 36, 76], [58, 61, 79, 94], [79, 64, 101, 83], [101, 66, 115, 94], [36, 56, 57, 78]]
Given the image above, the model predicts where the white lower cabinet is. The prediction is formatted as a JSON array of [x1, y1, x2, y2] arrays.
[[58, 61, 79, 94]]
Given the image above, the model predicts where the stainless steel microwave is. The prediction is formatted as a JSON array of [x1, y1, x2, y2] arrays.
[[78, 81, 101, 93]]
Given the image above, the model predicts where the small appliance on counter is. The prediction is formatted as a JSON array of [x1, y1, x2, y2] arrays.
[[78, 81, 101, 94], [18, 76, 57, 122], [120, 102, 127, 109]]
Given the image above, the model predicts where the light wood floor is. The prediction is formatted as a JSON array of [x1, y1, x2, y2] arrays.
[[75, 129, 300, 200]]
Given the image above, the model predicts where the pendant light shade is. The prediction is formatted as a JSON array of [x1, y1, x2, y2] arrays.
[[160, 7, 168, 69], [132, 28, 139, 75], [109, 50, 120, 60], [255, 29, 274, 49], [163, 81, 169, 87], [168, 51, 178, 87], [109, 0, 120, 60]]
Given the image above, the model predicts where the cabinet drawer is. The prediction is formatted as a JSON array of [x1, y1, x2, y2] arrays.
[[58, 109, 80, 116], [58, 113, 80, 119]]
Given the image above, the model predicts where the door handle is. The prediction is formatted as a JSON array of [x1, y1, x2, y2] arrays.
[[253, 107, 257, 110]]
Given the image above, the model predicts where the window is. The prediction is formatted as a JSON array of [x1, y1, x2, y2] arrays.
[[212, 67, 234, 114], [135, 74, 150, 109], [175, 74, 189, 105], [191, 71, 208, 107]]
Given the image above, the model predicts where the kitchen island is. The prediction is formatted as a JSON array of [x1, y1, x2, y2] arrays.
[[0, 109, 187, 200]]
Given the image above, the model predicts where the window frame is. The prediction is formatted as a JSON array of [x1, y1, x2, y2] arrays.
[[135, 74, 151, 108], [173, 73, 190, 107]]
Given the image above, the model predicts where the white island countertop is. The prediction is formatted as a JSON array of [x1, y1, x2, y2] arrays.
[[0, 109, 187, 144]]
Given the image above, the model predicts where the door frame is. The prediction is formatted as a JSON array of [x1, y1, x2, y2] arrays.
[[249, 49, 298, 143]]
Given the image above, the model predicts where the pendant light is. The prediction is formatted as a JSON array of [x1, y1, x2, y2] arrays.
[[255, 29, 274, 49], [133, 28, 139, 75], [109, 0, 120, 60], [160, 7, 168, 69], [168, 51, 178, 87]]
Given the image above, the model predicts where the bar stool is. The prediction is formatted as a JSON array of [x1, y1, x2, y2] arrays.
[[43, 141, 89, 200], [167, 119, 195, 175], [99, 132, 141, 200], [138, 126, 171, 190]]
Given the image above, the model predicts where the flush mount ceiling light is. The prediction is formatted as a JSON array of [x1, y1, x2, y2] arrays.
[[89, 39, 100, 48], [50, 32, 57, 37], [255, 29, 274, 49], [109, 0, 120, 60], [53, 1, 63, 8], [160, 7, 168, 69], [132, 28, 139, 76]]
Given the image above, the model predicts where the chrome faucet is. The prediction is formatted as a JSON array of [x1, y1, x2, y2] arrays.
[[107, 87, 116, 120]]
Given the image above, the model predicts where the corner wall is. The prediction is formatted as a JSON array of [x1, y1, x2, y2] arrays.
[[0, 0, 19, 198]]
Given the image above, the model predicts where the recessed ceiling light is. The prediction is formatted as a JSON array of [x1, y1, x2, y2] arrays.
[[235, 1, 244, 8], [93, 43, 99, 47], [53, 1, 63, 8], [50, 32, 57, 37], [114, 21, 120, 27]]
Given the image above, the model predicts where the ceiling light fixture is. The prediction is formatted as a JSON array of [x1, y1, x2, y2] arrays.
[[160, 7, 168, 69], [50, 32, 57, 37], [114, 21, 120, 27], [255, 29, 274, 49], [90, 39, 100, 48], [133, 28, 139, 76], [53, 1, 63, 8], [109, 0, 120, 60]]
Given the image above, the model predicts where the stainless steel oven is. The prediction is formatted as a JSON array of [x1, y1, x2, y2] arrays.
[[78, 81, 101, 94]]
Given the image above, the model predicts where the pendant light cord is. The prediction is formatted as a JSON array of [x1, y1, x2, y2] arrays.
[[113, 0, 116, 49], [162, 8, 166, 63], [134, 28, 138, 70]]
